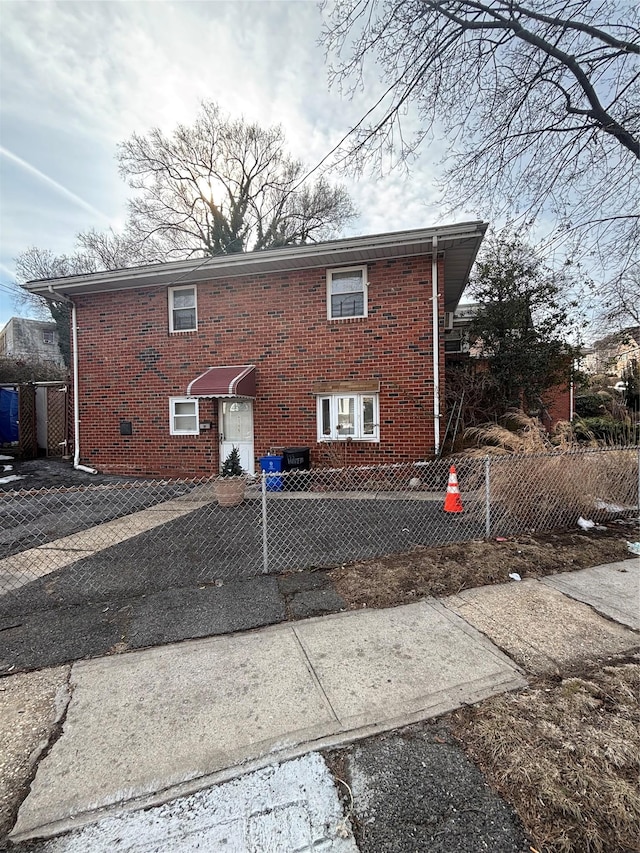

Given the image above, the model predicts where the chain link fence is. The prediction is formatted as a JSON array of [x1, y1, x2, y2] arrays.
[[1, 447, 637, 617]]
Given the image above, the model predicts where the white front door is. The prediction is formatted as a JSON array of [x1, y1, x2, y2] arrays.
[[219, 399, 254, 475]]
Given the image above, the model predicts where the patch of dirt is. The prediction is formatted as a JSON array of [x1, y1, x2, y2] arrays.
[[450, 657, 640, 853], [329, 526, 637, 609]]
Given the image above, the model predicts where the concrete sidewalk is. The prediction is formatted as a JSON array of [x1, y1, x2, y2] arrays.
[[7, 558, 639, 845], [10, 599, 526, 842]]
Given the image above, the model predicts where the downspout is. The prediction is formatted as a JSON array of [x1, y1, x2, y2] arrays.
[[48, 287, 97, 474], [431, 236, 441, 456], [569, 359, 575, 421]]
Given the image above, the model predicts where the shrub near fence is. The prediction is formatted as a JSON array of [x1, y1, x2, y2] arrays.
[[0, 447, 637, 616]]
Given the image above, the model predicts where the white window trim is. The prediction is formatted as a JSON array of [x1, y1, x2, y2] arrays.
[[168, 285, 198, 333], [316, 393, 379, 442], [326, 265, 368, 320], [169, 397, 200, 436]]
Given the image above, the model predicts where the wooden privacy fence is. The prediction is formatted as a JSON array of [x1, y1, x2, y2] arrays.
[[17, 382, 70, 458]]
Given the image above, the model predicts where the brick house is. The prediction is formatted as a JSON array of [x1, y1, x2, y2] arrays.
[[23, 223, 487, 477], [444, 303, 573, 428]]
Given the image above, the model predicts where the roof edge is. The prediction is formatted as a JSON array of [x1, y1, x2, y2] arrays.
[[22, 222, 488, 297]]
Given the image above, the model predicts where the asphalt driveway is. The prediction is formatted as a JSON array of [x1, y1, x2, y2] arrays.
[[1, 497, 484, 617]]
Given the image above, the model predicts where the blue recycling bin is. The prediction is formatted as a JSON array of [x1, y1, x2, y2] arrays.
[[259, 455, 284, 491]]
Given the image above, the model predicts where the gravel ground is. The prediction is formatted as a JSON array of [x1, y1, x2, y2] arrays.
[[0, 458, 195, 560], [0, 457, 128, 492], [0, 497, 486, 619]]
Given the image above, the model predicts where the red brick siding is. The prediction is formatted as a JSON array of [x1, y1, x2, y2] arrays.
[[541, 381, 572, 430], [73, 256, 446, 476]]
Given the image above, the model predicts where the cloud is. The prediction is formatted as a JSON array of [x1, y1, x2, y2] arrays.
[[0, 146, 111, 222], [0, 0, 456, 284]]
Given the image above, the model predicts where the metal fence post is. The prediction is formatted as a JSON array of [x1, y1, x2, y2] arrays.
[[261, 470, 269, 574], [484, 456, 491, 538]]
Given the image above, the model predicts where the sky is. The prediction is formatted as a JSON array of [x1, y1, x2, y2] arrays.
[[0, 0, 468, 330]]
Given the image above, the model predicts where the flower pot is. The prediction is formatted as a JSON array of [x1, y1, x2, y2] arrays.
[[214, 477, 245, 507]]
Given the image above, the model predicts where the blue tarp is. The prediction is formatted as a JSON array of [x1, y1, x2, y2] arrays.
[[0, 388, 18, 443]]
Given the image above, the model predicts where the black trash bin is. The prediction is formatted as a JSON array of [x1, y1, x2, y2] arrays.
[[283, 447, 310, 470], [282, 446, 311, 490]]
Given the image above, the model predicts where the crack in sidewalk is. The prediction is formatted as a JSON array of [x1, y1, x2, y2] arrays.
[[290, 625, 343, 727], [7, 666, 75, 841]]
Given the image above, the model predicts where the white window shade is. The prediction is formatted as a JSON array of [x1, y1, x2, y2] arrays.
[[327, 267, 367, 319]]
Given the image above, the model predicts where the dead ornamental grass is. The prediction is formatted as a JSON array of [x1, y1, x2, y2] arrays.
[[461, 412, 638, 529], [482, 449, 638, 530], [451, 661, 640, 853]]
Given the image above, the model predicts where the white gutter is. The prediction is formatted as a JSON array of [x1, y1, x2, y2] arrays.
[[432, 236, 440, 457], [24, 221, 488, 296], [48, 288, 97, 474]]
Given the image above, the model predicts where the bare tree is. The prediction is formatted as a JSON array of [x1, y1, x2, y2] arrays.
[[115, 101, 357, 258], [15, 104, 357, 356], [15, 246, 97, 283], [75, 227, 166, 269], [322, 0, 639, 278], [595, 264, 640, 331], [13, 247, 101, 367]]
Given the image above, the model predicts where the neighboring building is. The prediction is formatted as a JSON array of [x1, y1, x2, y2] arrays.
[[0, 317, 65, 367], [581, 327, 640, 379], [22, 223, 487, 477], [444, 302, 572, 426], [443, 302, 479, 355]]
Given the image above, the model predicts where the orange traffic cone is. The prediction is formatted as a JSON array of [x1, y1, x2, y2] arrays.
[[444, 465, 464, 513]]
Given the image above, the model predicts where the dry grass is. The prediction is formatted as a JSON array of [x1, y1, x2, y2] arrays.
[[458, 421, 638, 529], [464, 409, 554, 455], [483, 449, 638, 529], [451, 661, 640, 853], [462, 409, 638, 454], [329, 530, 633, 609]]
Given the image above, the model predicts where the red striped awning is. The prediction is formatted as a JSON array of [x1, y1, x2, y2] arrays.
[[187, 365, 256, 398]]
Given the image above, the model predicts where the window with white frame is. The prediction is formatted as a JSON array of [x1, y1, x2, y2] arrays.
[[169, 286, 197, 332], [42, 330, 55, 345], [327, 266, 367, 319], [317, 393, 379, 441], [169, 397, 200, 435]]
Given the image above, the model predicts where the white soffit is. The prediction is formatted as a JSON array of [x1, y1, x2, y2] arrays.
[[23, 222, 488, 308]]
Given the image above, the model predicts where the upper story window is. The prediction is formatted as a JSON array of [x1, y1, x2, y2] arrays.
[[42, 330, 55, 344], [327, 266, 368, 320], [169, 397, 199, 435], [317, 393, 379, 442], [169, 286, 197, 333]]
